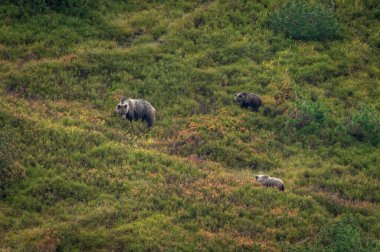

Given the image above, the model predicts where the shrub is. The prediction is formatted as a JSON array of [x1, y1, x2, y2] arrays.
[[0, 130, 25, 197], [345, 105, 380, 146], [293, 61, 338, 85], [369, 29, 380, 48], [286, 99, 327, 133], [318, 216, 379, 252], [0, 113, 25, 197], [27, 177, 94, 205], [267, 0, 341, 41], [2, 0, 103, 18], [374, 3, 380, 19]]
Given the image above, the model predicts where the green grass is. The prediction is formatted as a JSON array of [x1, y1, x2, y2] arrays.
[[0, 0, 379, 251]]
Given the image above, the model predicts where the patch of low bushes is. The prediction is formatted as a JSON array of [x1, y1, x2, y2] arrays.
[[0, 130, 25, 198], [283, 97, 380, 147], [345, 105, 380, 146], [0, 113, 26, 197], [0, 0, 104, 18], [286, 98, 328, 134], [267, 0, 341, 41], [303, 216, 380, 252]]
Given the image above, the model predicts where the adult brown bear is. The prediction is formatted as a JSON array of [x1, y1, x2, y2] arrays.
[[115, 97, 156, 128], [235, 92, 262, 112], [255, 174, 285, 191]]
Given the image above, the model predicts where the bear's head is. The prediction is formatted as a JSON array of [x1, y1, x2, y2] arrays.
[[235, 92, 247, 104], [115, 98, 129, 118], [255, 174, 269, 182]]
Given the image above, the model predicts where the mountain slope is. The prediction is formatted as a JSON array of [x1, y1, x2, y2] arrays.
[[0, 0, 379, 251]]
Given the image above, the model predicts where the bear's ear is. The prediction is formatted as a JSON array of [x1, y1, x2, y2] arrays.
[[242, 92, 247, 96], [120, 97, 128, 103]]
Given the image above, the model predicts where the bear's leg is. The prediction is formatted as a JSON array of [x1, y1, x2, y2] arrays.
[[145, 114, 155, 128], [147, 118, 154, 128]]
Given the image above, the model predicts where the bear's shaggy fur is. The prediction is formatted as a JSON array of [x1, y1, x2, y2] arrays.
[[255, 174, 285, 191], [115, 97, 156, 128], [235, 92, 262, 112]]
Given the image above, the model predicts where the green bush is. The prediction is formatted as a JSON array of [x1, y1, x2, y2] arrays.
[[345, 105, 380, 146], [0, 130, 25, 197], [299, 216, 380, 251], [374, 3, 380, 19], [267, 0, 341, 41], [2, 0, 103, 17], [287, 99, 327, 133], [319, 217, 378, 252], [0, 113, 25, 197], [293, 61, 338, 85], [27, 176, 94, 205]]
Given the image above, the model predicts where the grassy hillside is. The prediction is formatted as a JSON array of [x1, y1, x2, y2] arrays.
[[1, 0, 379, 251]]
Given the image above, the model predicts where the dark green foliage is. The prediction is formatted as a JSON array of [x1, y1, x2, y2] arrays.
[[0, 113, 25, 197], [346, 105, 380, 146], [37, 0, 102, 16], [374, 3, 380, 19], [287, 99, 327, 133], [0, 130, 24, 197], [318, 216, 379, 252], [295, 216, 380, 251], [1, 0, 103, 18], [323, 222, 361, 252], [27, 177, 95, 205], [267, 0, 341, 41], [0, 2, 126, 60]]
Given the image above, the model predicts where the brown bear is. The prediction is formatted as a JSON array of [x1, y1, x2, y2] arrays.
[[255, 174, 285, 191], [115, 97, 156, 128], [235, 92, 262, 112]]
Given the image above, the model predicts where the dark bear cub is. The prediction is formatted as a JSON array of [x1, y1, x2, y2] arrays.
[[235, 92, 262, 112]]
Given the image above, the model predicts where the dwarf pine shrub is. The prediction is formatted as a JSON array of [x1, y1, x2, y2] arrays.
[[4, 0, 103, 17], [320, 217, 366, 252], [267, 0, 341, 41], [374, 3, 380, 19], [346, 105, 380, 146], [287, 99, 327, 133], [0, 114, 25, 197]]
